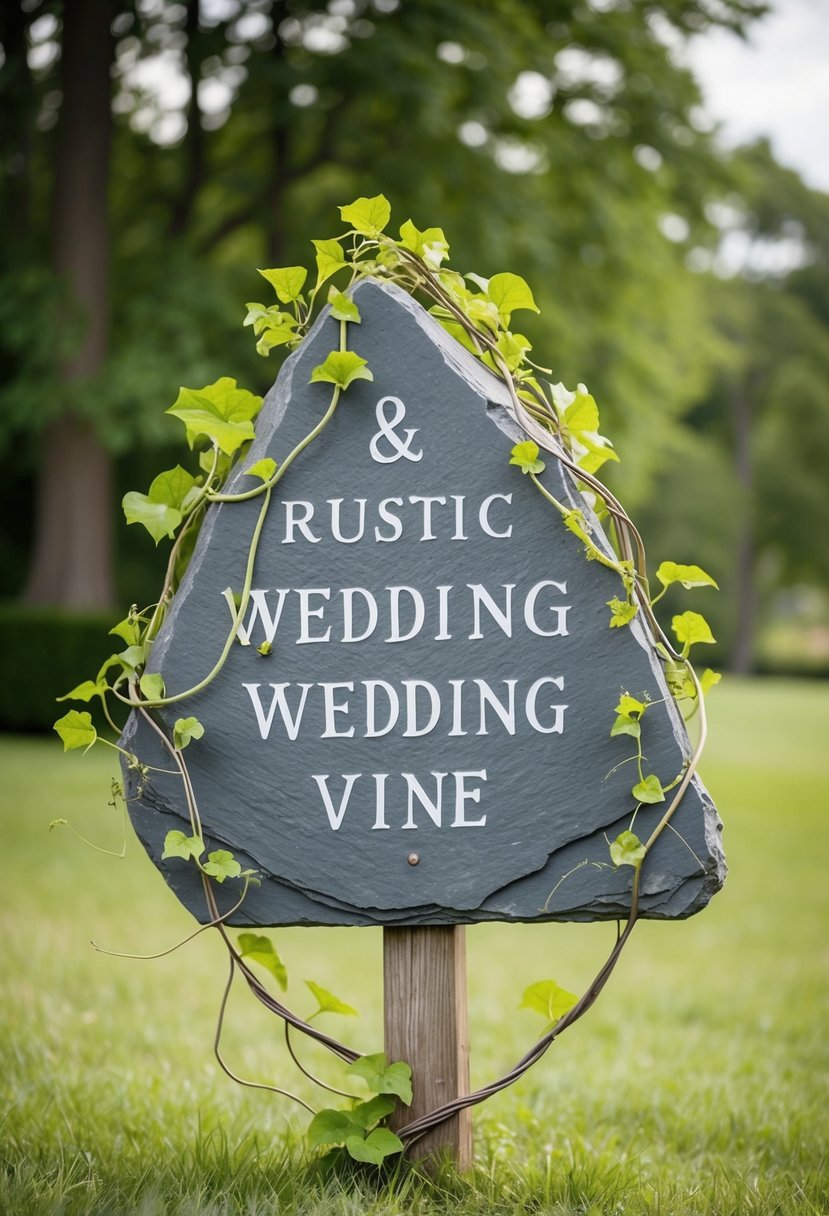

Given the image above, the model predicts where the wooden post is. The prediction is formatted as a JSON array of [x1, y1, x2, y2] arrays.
[[383, 926, 472, 1169]]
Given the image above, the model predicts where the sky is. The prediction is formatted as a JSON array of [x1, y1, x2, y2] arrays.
[[686, 0, 829, 193]]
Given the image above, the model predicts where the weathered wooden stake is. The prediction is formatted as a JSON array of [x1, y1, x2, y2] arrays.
[[383, 925, 472, 1169]]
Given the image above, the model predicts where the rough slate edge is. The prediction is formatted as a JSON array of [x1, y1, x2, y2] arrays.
[[121, 277, 725, 927]]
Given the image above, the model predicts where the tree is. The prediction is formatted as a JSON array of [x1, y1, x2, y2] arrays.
[[0, 0, 766, 609], [639, 141, 829, 671]]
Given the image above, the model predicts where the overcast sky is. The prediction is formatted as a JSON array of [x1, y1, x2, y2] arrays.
[[686, 0, 829, 192]]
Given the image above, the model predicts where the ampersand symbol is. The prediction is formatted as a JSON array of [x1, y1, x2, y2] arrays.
[[369, 396, 423, 464]]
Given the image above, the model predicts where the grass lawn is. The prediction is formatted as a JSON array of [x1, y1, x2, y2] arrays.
[[1, 677, 827, 1214]]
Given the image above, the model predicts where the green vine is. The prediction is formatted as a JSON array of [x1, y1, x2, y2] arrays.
[[53, 193, 721, 1165]]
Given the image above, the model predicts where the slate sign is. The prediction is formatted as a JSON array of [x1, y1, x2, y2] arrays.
[[121, 280, 725, 927]]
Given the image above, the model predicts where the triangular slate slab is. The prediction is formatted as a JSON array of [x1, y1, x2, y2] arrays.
[[121, 279, 725, 926]]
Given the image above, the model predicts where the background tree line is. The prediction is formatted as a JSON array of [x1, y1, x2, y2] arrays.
[[1, 0, 827, 689]]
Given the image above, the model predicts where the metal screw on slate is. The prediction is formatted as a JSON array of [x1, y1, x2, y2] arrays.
[[407, 852, 420, 866]]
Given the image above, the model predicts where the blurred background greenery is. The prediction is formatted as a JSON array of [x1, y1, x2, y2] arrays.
[[1, 0, 828, 734]]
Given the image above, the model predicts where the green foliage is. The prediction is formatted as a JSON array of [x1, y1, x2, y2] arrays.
[[632, 774, 666, 805], [237, 932, 288, 991], [509, 441, 545, 475], [610, 830, 647, 868], [0, 606, 118, 733], [258, 266, 308, 304], [327, 289, 362, 324], [656, 561, 718, 593], [553, 383, 620, 475], [700, 668, 722, 694], [304, 980, 358, 1020], [486, 273, 539, 327], [607, 597, 638, 628], [161, 830, 204, 861], [173, 716, 204, 749], [202, 849, 242, 883], [166, 379, 263, 455], [612, 692, 651, 740], [139, 672, 165, 701], [519, 980, 579, 1032], [313, 239, 347, 288], [244, 457, 278, 483], [398, 219, 449, 267], [339, 195, 392, 236], [309, 351, 373, 391], [53, 710, 97, 753], [344, 1128, 404, 1165], [346, 1054, 414, 1105], [672, 611, 716, 657], [123, 465, 199, 544]]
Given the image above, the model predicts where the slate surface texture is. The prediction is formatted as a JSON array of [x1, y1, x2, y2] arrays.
[[121, 279, 726, 926]]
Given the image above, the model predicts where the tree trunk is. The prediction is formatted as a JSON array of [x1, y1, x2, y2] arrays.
[[24, 0, 116, 610], [729, 374, 757, 673]]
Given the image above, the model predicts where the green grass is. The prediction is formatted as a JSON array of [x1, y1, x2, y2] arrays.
[[2, 678, 827, 1214]]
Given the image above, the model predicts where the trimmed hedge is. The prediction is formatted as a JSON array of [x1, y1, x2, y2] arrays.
[[0, 603, 116, 733]]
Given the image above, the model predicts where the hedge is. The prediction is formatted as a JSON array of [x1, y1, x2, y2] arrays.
[[0, 603, 116, 733]]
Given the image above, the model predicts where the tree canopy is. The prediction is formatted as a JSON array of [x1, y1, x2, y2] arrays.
[[2, 0, 828, 671]]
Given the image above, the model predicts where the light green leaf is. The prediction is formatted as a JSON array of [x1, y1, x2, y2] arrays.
[[53, 710, 97, 753], [139, 672, 165, 701], [487, 272, 539, 326], [346, 1053, 413, 1104], [117, 644, 146, 678], [339, 194, 391, 235], [237, 932, 288, 991], [203, 849, 242, 883], [307, 1109, 356, 1148], [519, 979, 578, 1031], [122, 493, 181, 544], [632, 774, 666, 804], [255, 321, 299, 357], [700, 668, 722, 694], [258, 265, 307, 303], [564, 390, 600, 434], [162, 830, 204, 861], [616, 693, 646, 718], [327, 288, 361, 324], [312, 238, 346, 287], [610, 713, 640, 739], [562, 508, 592, 545], [150, 466, 198, 510], [109, 617, 140, 645], [577, 441, 620, 475], [305, 980, 358, 1018], [348, 1095, 396, 1129], [122, 465, 198, 544], [173, 716, 204, 749], [345, 1128, 404, 1165], [663, 656, 689, 700], [398, 219, 449, 268], [56, 680, 104, 703], [257, 641, 272, 656], [309, 350, 373, 391], [672, 611, 716, 655], [607, 598, 638, 628], [656, 561, 719, 592], [495, 330, 532, 372], [245, 457, 277, 483], [509, 440, 545, 475], [610, 830, 646, 868], [166, 378, 263, 455]]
